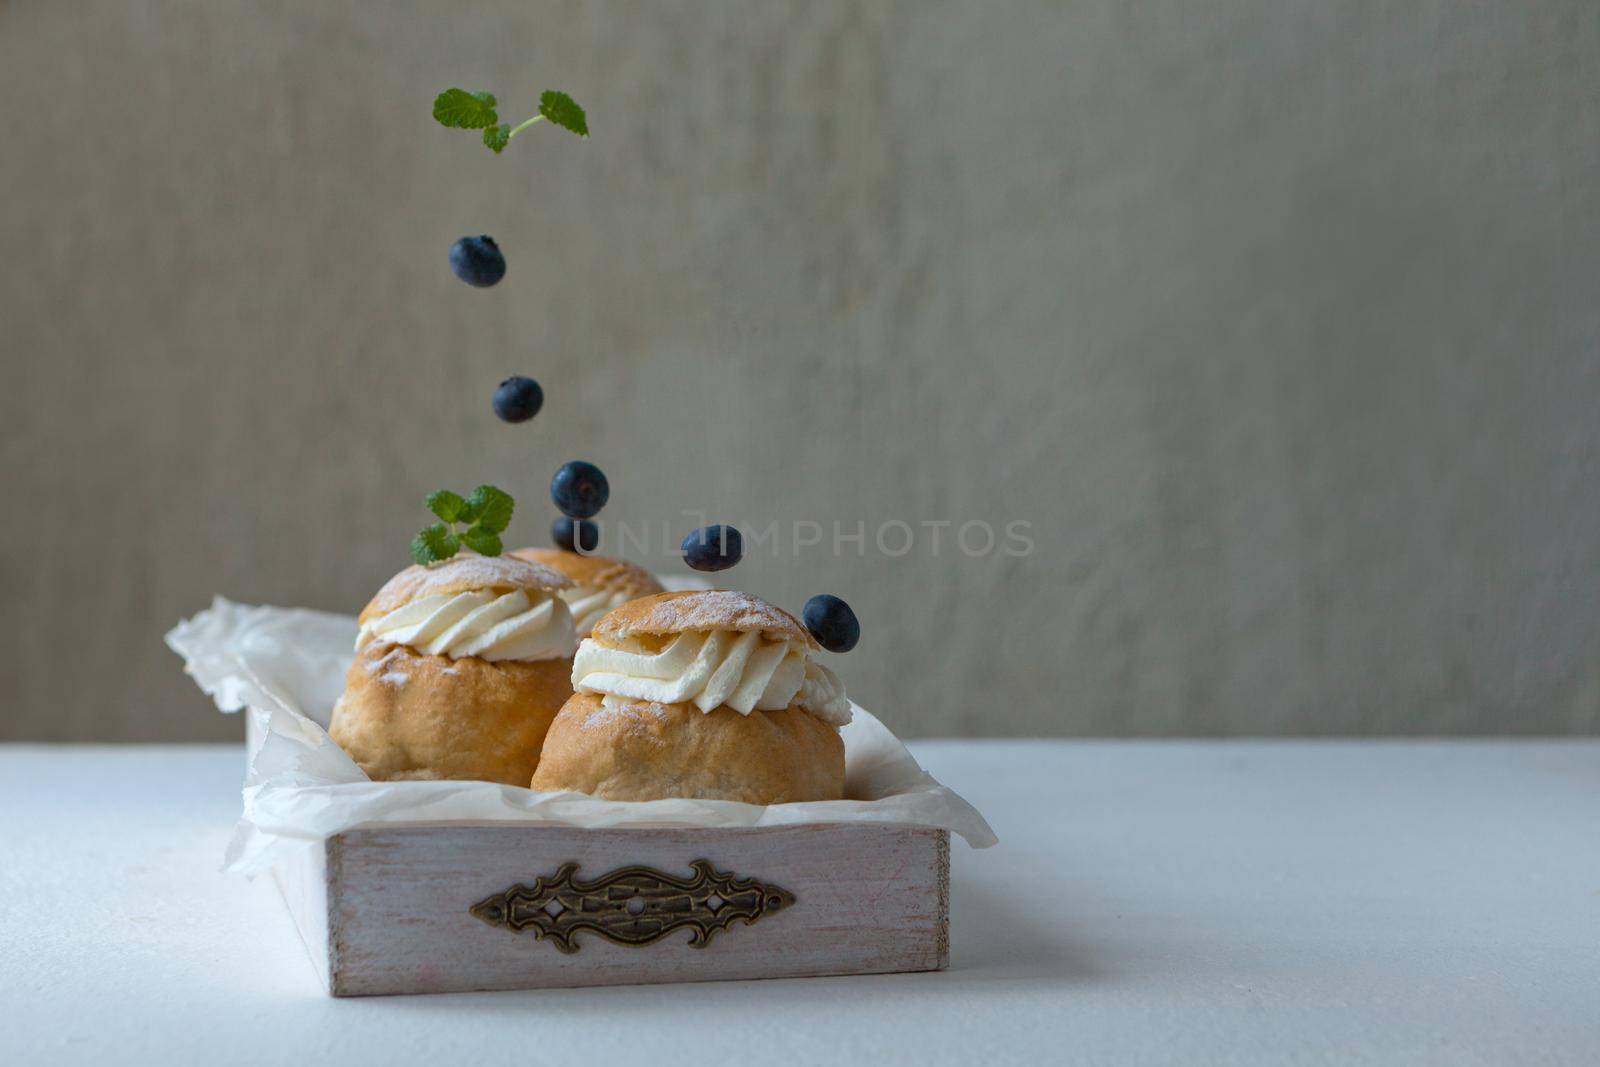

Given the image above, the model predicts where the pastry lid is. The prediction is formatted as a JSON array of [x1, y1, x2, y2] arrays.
[[509, 548, 664, 599], [591, 589, 816, 649], [358, 554, 572, 625]]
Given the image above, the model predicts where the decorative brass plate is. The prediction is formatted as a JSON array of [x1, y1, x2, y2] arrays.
[[469, 859, 796, 954]]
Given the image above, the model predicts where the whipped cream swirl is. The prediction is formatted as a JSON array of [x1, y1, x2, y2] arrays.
[[561, 584, 635, 637], [573, 630, 852, 725], [358, 589, 576, 662]]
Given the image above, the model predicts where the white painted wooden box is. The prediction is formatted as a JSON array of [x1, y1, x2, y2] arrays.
[[168, 608, 986, 998], [273, 822, 949, 997]]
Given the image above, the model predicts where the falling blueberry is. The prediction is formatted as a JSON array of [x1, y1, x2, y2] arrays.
[[492, 376, 543, 423], [681, 525, 743, 572], [802, 594, 859, 653], [552, 516, 600, 553], [550, 461, 610, 519], [449, 235, 506, 287]]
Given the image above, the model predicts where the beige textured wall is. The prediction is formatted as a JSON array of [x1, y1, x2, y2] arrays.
[[3, 2, 1597, 742]]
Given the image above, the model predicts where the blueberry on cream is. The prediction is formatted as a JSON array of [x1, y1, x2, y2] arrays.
[[802, 594, 859, 653]]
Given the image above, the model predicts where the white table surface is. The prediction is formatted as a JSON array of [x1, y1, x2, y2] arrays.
[[1, 740, 1596, 1066]]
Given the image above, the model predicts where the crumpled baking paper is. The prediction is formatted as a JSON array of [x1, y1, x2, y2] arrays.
[[167, 597, 998, 873]]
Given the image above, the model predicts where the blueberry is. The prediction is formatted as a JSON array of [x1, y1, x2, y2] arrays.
[[552, 516, 600, 553], [550, 461, 609, 519], [492, 376, 543, 423], [802, 594, 859, 653], [681, 525, 743, 572], [449, 235, 506, 287]]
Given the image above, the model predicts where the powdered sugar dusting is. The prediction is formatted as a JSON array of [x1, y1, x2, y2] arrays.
[[378, 671, 410, 687], [366, 554, 570, 619], [601, 590, 809, 644], [583, 697, 673, 734], [363, 647, 406, 673]]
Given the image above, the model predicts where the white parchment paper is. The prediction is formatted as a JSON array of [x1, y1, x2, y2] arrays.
[[167, 597, 998, 873]]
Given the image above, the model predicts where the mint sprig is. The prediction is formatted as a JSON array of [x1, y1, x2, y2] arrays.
[[412, 523, 459, 564], [412, 485, 515, 564], [432, 87, 588, 154]]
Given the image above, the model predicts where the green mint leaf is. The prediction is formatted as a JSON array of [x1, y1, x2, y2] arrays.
[[483, 123, 511, 153], [466, 484, 514, 534], [539, 91, 588, 137], [411, 524, 460, 565], [461, 527, 503, 556], [426, 489, 468, 523], [433, 89, 499, 129]]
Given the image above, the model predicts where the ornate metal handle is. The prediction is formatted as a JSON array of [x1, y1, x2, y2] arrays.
[[470, 859, 795, 954]]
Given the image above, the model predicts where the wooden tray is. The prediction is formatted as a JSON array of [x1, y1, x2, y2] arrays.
[[273, 822, 949, 996]]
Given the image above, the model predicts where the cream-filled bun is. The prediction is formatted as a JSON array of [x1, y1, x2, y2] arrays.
[[530, 590, 851, 804], [509, 547, 665, 637], [329, 554, 578, 785]]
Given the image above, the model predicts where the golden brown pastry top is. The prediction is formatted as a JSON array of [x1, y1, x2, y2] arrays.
[[358, 554, 572, 625], [509, 548, 664, 600], [591, 589, 817, 650]]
